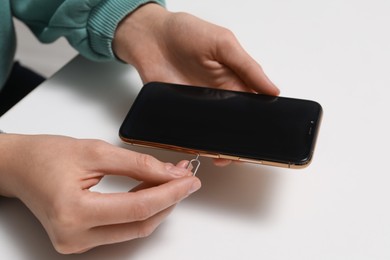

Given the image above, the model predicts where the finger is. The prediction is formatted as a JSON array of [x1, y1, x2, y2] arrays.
[[212, 158, 232, 167], [208, 69, 255, 93], [89, 142, 192, 183], [85, 176, 201, 227], [176, 159, 191, 169], [86, 205, 175, 250], [129, 160, 190, 192], [216, 34, 280, 96]]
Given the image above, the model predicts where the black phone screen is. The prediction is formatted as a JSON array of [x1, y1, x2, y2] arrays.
[[119, 82, 322, 166]]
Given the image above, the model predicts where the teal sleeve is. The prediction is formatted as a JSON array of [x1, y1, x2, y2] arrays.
[[11, 0, 166, 61], [0, 1, 16, 88]]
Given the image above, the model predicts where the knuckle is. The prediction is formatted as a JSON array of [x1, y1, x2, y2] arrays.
[[50, 225, 83, 254], [76, 139, 107, 160], [218, 28, 239, 49], [221, 27, 235, 37], [135, 153, 157, 171], [132, 199, 153, 221], [47, 199, 90, 254], [53, 241, 84, 255], [50, 206, 78, 230], [136, 222, 158, 238], [218, 27, 235, 41], [80, 139, 109, 160]]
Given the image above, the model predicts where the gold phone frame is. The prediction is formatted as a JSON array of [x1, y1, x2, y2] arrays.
[[120, 136, 313, 169]]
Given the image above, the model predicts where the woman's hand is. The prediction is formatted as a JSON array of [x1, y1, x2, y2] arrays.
[[0, 134, 200, 254], [113, 4, 279, 167], [113, 4, 279, 95]]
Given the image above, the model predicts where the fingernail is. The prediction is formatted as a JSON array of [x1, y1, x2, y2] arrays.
[[166, 163, 191, 177], [189, 179, 201, 194], [177, 160, 190, 169]]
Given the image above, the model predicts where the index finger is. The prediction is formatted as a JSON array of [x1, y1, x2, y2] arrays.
[[84, 176, 201, 227], [86, 141, 192, 183]]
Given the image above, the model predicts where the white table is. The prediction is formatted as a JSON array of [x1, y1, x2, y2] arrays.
[[1, 0, 390, 259]]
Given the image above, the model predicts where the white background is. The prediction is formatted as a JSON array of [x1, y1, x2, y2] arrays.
[[1, 0, 390, 259]]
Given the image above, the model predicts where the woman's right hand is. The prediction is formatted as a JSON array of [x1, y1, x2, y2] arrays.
[[0, 134, 200, 254]]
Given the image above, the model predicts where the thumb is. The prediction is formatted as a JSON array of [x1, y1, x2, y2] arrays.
[[90, 143, 192, 183], [216, 33, 280, 95]]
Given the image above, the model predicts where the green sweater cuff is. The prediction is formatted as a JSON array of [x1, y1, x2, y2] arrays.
[[88, 0, 165, 61]]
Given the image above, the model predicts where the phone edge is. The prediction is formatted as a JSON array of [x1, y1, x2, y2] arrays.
[[119, 135, 313, 169]]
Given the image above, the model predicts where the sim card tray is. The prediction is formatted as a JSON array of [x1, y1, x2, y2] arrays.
[[187, 154, 201, 176]]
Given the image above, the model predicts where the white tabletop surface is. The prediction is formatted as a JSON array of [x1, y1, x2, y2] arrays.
[[1, 0, 390, 259]]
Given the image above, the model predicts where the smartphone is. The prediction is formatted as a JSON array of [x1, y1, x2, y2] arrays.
[[119, 82, 322, 169]]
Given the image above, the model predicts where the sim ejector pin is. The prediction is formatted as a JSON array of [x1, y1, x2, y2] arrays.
[[187, 154, 201, 176]]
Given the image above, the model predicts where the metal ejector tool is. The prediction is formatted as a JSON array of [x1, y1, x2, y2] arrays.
[[186, 154, 201, 176]]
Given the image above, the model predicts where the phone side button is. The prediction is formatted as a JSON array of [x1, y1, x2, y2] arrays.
[[199, 152, 219, 159], [218, 154, 240, 160], [238, 158, 263, 164]]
